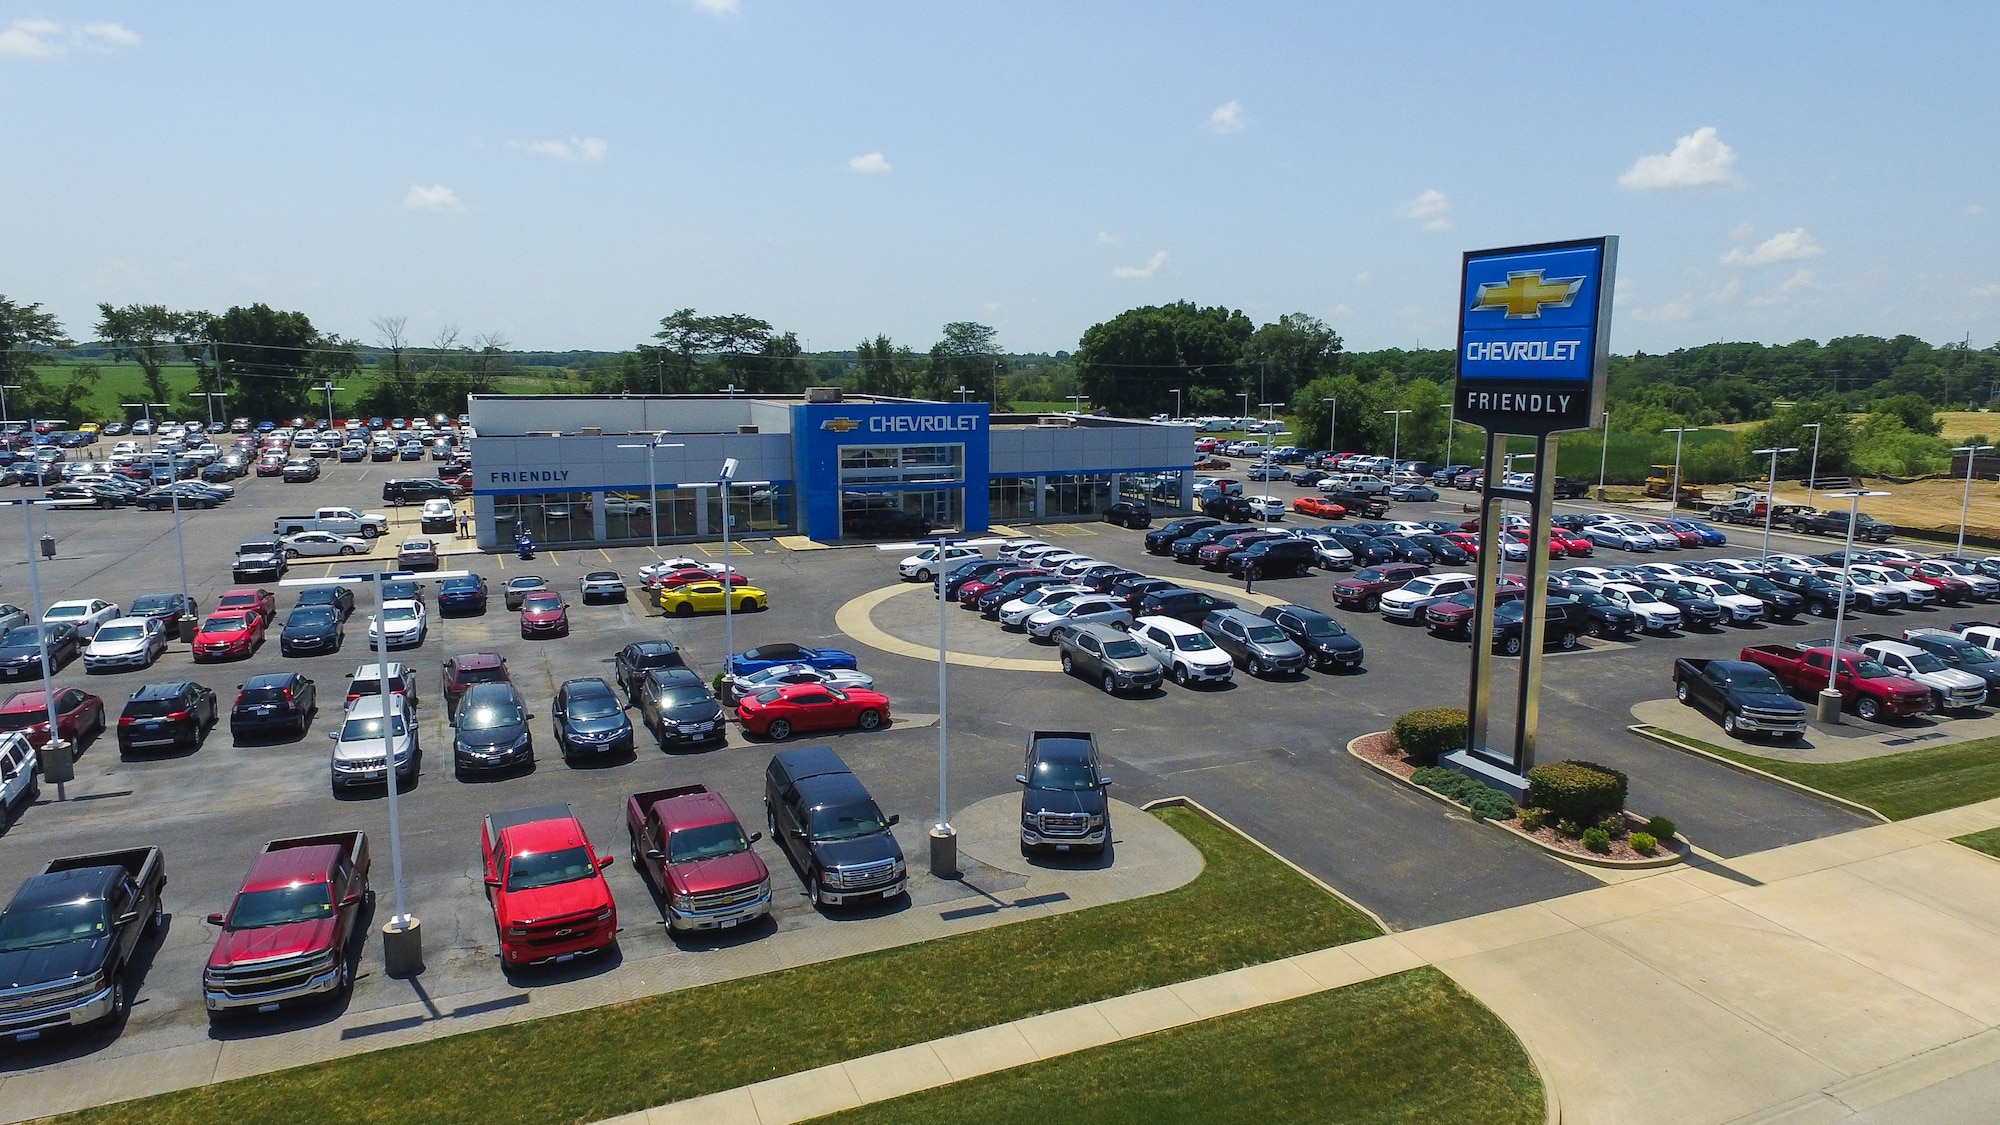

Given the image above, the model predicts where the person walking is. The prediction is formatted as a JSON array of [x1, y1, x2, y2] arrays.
[[1244, 561, 1259, 594], [458, 510, 471, 539]]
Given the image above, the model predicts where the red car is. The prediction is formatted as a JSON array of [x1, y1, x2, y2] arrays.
[[1292, 497, 1347, 519], [1548, 528, 1595, 557], [1194, 438, 1221, 453], [193, 611, 267, 661], [254, 453, 287, 476], [1879, 560, 1974, 605], [957, 567, 1046, 606], [482, 803, 617, 967], [1643, 521, 1703, 549], [216, 587, 277, 626], [736, 683, 892, 742], [518, 591, 570, 638], [0, 687, 105, 749], [1443, 531, 1480, 558], [1422, 580, 1527, 637], [1505, 529, 1567, 559], [644, 566, 749, 591]]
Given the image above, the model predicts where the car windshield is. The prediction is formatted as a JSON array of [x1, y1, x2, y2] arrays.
[[206, 615, 249, 632], [1246, 625, 1287, 644], [382, 606, 419, 623], [1031, 759, 1099, 790], [666, 823, 750, 863], [227, 883, 334, 928], [523, 594, 561, 610], [505, 847, 595, 891], [0, 900, 111, 951], [810, 802, 891, 841], [1102, 638, 1146, 659], [1301, 617, 1347, 637], [129, 595, 176, 614], [1906, 652, 1949, 673], [459, 699, 524, 729], [566, 692, 621, 720], [1852, 659, 1893, 679], [288, 608, 334, 627], [509, 579, 544, 591], [94, 624, 147, 644], [660, 685, 712, 707], [339, 714, 409, 740], [43, 606, 87, 621]]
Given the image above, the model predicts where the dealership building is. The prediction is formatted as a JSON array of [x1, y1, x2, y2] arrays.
[[463, 392, 1198, 550]]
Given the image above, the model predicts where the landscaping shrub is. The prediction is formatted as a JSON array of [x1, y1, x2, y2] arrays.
[[1581, 827, 1611, 854], [1527, 760, 1628, 826], [1390, 708, 1469, 766], [1629, 832, 1658, 856], [1555, 818, 1582, 839], [1645, 816, 1676, 841], [1596, 811, 1628, 839], [1517, 807, 1546, 832], [1410, 766, 1517, 821]]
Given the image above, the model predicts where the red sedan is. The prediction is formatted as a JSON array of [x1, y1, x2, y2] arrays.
[[254, 454, 286, 476], [518, 591, 571, 638], [0, 687, 105, 749], [216, 587, 277, 626], [192, 611, 267, 662], [1548, 528, 1595, 557], [644, 566, 750, 591], [1292, 497, 1347, 520], [736, 683, 892, 742], [1643, 521, 1703, 548], [1443, 531, 1480, 557]]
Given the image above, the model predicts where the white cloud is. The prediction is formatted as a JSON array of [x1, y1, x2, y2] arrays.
[[690, 0, 739, 13], [1780, 269, 1817, 292], [73, 22, 139, 52], [1112, 250, 1169, 280], [1722, 227, 1824, 266], [1969, 204, 1988, 216], [404, 184, 465, 213], [1208, 100, 1245, 134], [1354, 272, 1371, 284], [1975, 284, 2000, 299], [983, 301, 1003, 313], [0, 18, 68, 58], [1096, 230, 1119, 245], [1632, 295, 1695, 322], [1715, 279, 1742, 302], [1730, 221, 1757, 241], [847, 151, 891, 175], [1396, 189, 1452, 231], [1618, 126, 1739, 191], [508, 136, 608, 162]]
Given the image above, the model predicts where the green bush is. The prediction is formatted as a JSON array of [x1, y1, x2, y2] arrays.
[[1645, 816, 1676, 841], [1409, 766, 1517, 821], [1596, 811, 1628, 839], [1390, 708, 1468, 766], [1555, 818, 1582, 839], [1581, 827, 1611, 854], [1630, 832, 1658, 856], [1527, 760, 1628, 826], [1517, 807, 1546, 832]]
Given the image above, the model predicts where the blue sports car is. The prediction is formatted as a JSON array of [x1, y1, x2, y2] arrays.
[[726, 642, 859, 678]]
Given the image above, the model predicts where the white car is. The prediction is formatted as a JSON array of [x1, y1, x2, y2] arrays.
[[1001, 539, 1051, 560], [1857, 640, 1986, 713], [1378, 572, 1477, 621], [999, 584, 1093, 628], [43, 599, 119, 639], [368, 599, 428, 648], [898, 545, 981, 582], [1813, 567, 1902, 611], [420, 497, 456, 526], [1026, 595, 1133, 639], [637, 557, 736, 585], [1633, 523, 1683, 550], [726, 661, 876, 699], [329, 695, 419, 790], [0, 603, 27, 634], [1697, 557, 1766, 579], [1053, 556, 1104, 578], [1864, 547, 1926, 564], [1244, 495, 1286, 519], [1557, 566, 1635, 590], [0, 732, 36, 817], [1675, 576, 1765, 624], [1292, 530, 1353, 569], [1632, 562, 1700, 582], [1130, 615, 1233, 686], [283, 530, 373, 558], [579, 570, 628, 601], [1849, 563, 1936, 607], [1036, 550, 1086, 571], [1597, 583, 1683, 632], [82, 616, 168, 671]]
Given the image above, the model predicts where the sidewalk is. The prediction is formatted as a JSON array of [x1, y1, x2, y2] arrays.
[[598, 797, 2000, 1125]]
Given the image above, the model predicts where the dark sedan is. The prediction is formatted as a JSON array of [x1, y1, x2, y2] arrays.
[[279, 604, 344, 656], [0, 624, 79, 680], [296, 584, 356, 621], [633, 667, 726, 749], [451, 681, 535, 777], [129, 591, 198, 634], [228, 672, 317, 741], [438, 574, 488, 615], [551, 677, 635, 761]]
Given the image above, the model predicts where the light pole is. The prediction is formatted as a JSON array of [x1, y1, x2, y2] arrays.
[[1662, 427, 1700, 513], [1817, 489, 1891, 724], [615, 434, 684, 561], [318, 381, 344, 431], [1802, 422, 1823, 506], [1, 498, 89, 799], [1750, 445, 1799, 560], [189, 391, 228, 430], [1954, 444, 1994, 556], [955, 386, 972, 404], [1169, 388, 1181, 421], [0, 384, 19, 431], [1596, 410, 1610, 500], [1384, 409, 1413, 469], [1237, 392, 1250, 428], [1066, 394, 1088, 413], [1259, 402, 1283, 524], [1323, 397, 1338, 449], [1439, 402, 1456, 468], [714, 458, 770, 667], [122, 401, 168, 446]]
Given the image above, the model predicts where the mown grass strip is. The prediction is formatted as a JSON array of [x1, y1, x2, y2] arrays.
[[819, 968, 1544, 1125], [1647, 727, 2000, 821], [1953, 826, 2000, 859], [46, 806, 1379, 1125]]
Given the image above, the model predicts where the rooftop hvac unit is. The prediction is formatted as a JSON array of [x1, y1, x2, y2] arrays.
[[805, 387, 844, 403]]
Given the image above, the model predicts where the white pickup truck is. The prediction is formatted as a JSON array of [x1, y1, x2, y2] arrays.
[[272, 506, 390, 539]]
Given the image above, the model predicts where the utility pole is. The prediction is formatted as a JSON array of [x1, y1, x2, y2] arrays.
[[318, 382, 344, 431]]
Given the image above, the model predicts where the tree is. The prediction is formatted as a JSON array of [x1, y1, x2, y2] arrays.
[[1744, 401, 1858, 479], [856, 335, 910, 397], [922, 322, 1001, 404], [0, 295, 67, 387], [1870, 392, 1942, 436], [96, 304, 199, 405], [1074, 303, 1253, 417], [208, 303, 321, 422], [1242, 314, 1343, 406]]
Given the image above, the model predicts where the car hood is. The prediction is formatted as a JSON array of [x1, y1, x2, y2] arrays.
[[1924, 668, 1987, 690], [564, 711, 630, 736], [521, 608, 565, 623], [810, 831, 904, 869], [334, 735, 410, 761], [661, 700, 724, 723], [209, 917, 336, 968], [496, 878, 609, 926], [196, 628, 253, 643], [456, 721, 529, 748], [0, 935, 110, 989], [86, 637, 149, 655], [669, 851, 770, 895], [1740, 690, 1803, 712], [1311, 633, 1364, 655], [1021, 787, 1108, 817], [284, 621, 336, 638]]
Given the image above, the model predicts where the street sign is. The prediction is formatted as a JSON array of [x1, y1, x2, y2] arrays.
[[1454, 237, 1616, 437]]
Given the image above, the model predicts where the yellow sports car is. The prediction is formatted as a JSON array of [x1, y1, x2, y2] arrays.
[[658, 580, 767, 616]]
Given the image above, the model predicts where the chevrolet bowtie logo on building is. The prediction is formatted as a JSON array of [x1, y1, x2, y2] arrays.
[[819, 417, 860, 433], [1473, 270, 1585, 319]]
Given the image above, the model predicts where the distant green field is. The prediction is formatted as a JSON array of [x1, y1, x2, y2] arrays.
[[26, 362, 574, 423]]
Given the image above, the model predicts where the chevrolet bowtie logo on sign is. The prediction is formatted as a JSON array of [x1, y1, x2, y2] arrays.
[[1472, 270, 1584, 319], [820, 417, 860, 433]]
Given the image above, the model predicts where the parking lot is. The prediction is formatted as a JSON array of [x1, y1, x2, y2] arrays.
[[0, 445, 1943, 1078]]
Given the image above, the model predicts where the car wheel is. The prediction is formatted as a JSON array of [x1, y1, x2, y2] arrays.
[[360, 527, 380, 538], [675, 604, 693, 617], [1856, 697, 1880, 721], [1174, 663, 1190, 686], [1102, 673, 1118, 695], [1503, 636, 1523, 656], [1559, 631, 1579, 651], [1586, 620, 1604, 638], [1361, 595, 1379, 612], [340, 545, 356, 555], [1246, 656, 1263, 677], [1676, 680, 1690, 703], [107, 974, 129, 1025], [283, 549, 299, 560], [1808, 600, 1831, 618], [807, 876, 823, 907], [1723, 712, 1742, 738], [766, 719, 792, 741], [856, 708, 882, 731], [914, 568, 931, 582], [740, 599, 760, 612], [1060, 653, 1074, 674]]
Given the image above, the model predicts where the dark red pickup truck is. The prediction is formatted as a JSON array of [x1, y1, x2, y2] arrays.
[[1738, 644, 1932, 721], [625, 785, 772, 933], [203, 832, 369, 1015]]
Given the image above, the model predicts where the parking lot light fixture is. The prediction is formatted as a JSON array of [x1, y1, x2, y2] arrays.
[[615, 434, 683, 560], [1750, 445, 1799, 560], [1802, 422, 1823, 506], [712, 458, 769, 667], [0, 384, 19, 430], [1260, 402, 1283, 524], [1661, 427, 1700, 514], [189, 391, 228, 430], [1383, 410, 1413, 472], [1440, 402, 1455, 469], [1818, 489, 1891, 723], [1, 498, 91, 799], [1322, 397, 1338, 448], [122, 401, 169, 448], [1954, 444, 1994, 556], [317, 381, 344, 432], [877, 534, 1007, 877]]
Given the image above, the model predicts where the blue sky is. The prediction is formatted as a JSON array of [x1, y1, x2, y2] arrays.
[[4, 2, 1996, 357]]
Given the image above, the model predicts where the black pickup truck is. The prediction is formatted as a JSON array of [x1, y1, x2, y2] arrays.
[[0, 846, 166, 1041], [1321, 488, 1391, 520], [1017, 731, 1112, 856], [1785, 508, 1896, 542], [1672, 657, 1809, 740]]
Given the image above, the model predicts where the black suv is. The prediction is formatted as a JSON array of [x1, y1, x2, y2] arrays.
[[1227, 538, 1316, 578], [1016, 731, 1111, 856], [450, 681, 535, 777], [763, 746, 906, 907], [633, 667, 725, 748], [228, 672, 316, 741], [1171, 524, 1250, 564], [1144, 516, 1220, 554], [1136, 587, 1238, 626], [551, 677, 635, 761], [118, 680, 218, 753], [1260, 604, 1364, 670], [1490, 598, 1592, 655], [1102, 501, 1152, 529], [615, 640, 688, 698], [382, 478, 461, 505]]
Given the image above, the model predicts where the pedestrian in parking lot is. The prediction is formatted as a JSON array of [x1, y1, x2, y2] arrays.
[[459, 511, 470, 538], [1244, 561, 1259, 594]]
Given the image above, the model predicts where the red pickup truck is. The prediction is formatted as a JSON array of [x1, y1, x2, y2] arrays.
[[482, 802, 618, 967], [625, 785, 772, 932], [1738, 644, 1933, 721], [202, 832, 370, 1014]]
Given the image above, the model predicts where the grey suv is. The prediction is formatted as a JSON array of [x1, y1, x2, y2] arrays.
[[1056, 622, 1163, 696], [1201, 608, 1308, 677]]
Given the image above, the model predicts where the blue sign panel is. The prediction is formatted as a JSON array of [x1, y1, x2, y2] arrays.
[[793, 401, 990, 540], [1455, 237, 1616, 435]]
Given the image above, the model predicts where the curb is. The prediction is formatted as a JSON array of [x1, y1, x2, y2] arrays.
[[1345, 735, 1689, 870], [1139, 795, 1393, 933], [1627, 724, 1890, 823]]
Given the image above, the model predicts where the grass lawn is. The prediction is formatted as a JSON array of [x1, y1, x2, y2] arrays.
[[1640, 726, 2000, 821], [31, 362, 576, 424], [1954, 826, 2000, 859], [822, 968, 1543, 1125], [47, 807, 1380, 1125]]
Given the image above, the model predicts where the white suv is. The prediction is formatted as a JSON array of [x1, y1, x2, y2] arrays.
[[1130, 615, 1233, 686], [1026, 595, 1133, 639], [1378, 573, 1476, 621], [329, 695, 419, 790]]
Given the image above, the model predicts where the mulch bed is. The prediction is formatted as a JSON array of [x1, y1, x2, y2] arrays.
[[1353, 731, 1680, 863]]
